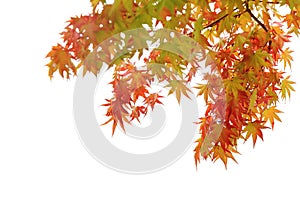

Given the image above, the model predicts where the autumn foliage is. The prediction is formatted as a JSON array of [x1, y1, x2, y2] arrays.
[[46, 0, 299, 168]]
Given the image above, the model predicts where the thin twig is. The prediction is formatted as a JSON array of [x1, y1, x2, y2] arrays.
[[203, 7, 243, 30], [246, 2, 269, 32], [203, 13, 229, 29], [203, 0, 270, 33], [249, 0, 281, 4]]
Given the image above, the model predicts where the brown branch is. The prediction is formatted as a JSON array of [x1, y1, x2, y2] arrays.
[[203, 13, 229, 29], [249, 0, 281, 4], [203, 0, 270, 33], [246, 1, 269, 32], [247, 9, 268, 32], [203, 8, 244, 30]]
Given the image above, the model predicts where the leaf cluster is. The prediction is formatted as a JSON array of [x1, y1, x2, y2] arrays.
[[46, 0, 299, 168]]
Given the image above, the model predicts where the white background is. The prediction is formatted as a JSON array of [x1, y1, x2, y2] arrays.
[[1, 0, 300, 199]]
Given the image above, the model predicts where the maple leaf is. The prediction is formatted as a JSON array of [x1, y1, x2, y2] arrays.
[[101, 99, 129, 135], [194, 83, 211, 104], [125, 70, 152, 89], [262, 106, 282, 129], [143, 93, 164, 110], [211, 146, 238, 169], [248, 89, 257, 112], [249, 50, 271, 71], [130, 106, 147, 122], [112, 79, 132, 104], [165, 80, 192, 103], [147, 63, 167, 81], [224, 78, 245, 99], [233, 34, 247, 50], [46, 44, 76, 79], [280, 75, 296, 100], [185, 65, 198, 82], [194, 137, 203, 169], [243, 121, 269, 147], [280, 48, 293, 70], [132, 86, 149, 103]]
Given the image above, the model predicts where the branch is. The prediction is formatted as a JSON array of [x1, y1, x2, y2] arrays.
[[203, 8, 242, 30], [249, 0, 281, 4], [246, 1, 269, 32], [202, 1, 270, 33], [247, 9, 268, 32], [203, 14, 229, 29]]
